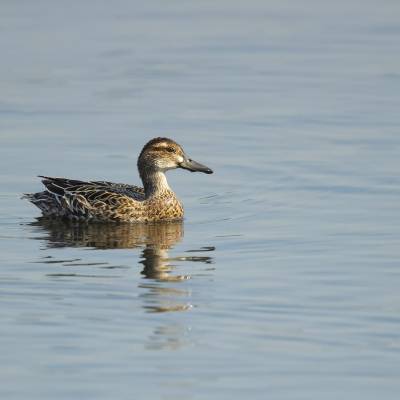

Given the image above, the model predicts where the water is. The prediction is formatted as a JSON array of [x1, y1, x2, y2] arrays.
[[1, 1, 400, 398]]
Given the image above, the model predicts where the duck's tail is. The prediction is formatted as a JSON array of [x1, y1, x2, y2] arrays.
[[22, 191, 58, 215]]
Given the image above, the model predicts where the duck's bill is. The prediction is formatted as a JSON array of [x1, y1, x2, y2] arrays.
[[179, 157, 213, 174]]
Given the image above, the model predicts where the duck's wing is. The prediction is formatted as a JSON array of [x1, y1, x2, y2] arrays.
[[38, 176, 145, 218], [89, 180, 145, 200], [40, 176, 144, 199]]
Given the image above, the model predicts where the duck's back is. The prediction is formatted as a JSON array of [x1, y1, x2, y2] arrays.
[[24, 176, 146, 221]]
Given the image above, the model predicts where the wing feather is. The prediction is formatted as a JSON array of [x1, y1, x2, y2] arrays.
[[38, 176, 144, 219]]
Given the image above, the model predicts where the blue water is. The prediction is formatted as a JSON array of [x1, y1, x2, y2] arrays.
[[1, 1, 400, 399]]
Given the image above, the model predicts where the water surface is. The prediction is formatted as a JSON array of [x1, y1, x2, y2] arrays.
[[1, 1, 400, 399]]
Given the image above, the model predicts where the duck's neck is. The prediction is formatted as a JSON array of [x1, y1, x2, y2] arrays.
[[140, 170, 172, 198]]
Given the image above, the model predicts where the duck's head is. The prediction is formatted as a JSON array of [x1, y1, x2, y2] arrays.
[[138, 137, 213, 175]]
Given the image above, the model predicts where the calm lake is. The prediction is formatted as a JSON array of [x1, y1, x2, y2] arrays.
[[1, 1, 400, 399]]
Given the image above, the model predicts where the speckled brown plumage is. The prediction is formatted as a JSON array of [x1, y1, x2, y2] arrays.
[[23, 137, 213, 222]]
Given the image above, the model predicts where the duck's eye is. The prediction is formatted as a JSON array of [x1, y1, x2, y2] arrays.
[[166, 147, 175, 153]]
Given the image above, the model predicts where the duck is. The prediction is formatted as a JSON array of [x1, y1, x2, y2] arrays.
[[23, 137, 213, 222]]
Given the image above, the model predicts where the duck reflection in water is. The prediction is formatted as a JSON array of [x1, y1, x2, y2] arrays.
[[30, 217, 214, 314]]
